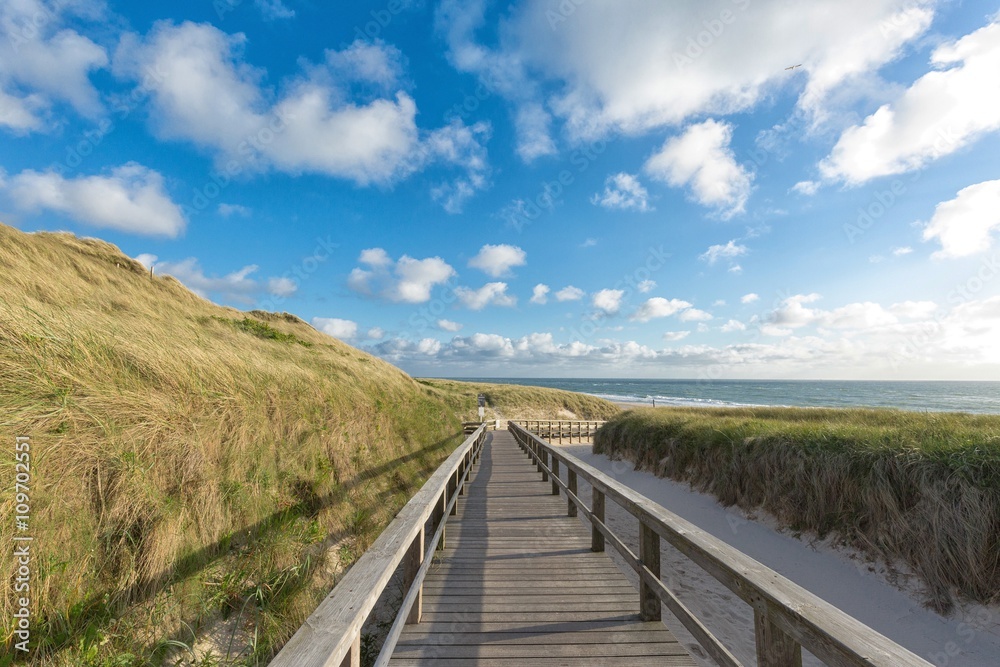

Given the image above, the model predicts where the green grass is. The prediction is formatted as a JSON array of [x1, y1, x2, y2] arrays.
[[595, 407, 1000, 610]]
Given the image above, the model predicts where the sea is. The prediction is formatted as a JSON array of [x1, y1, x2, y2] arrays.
[[449, 378, 1000, 414]]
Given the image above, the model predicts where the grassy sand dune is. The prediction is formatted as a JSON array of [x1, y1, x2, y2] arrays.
[[595, 407, 1000, 611], [416, 378, 620, 422], [0, 224, 471, 665]]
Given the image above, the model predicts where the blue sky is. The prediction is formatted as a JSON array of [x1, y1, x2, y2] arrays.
[[2, 0, 999, 379]]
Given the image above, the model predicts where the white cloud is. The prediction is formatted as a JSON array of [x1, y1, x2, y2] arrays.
[[218, 203, 251, 217], [153, 258, 266, 303], [741, 293, 760, 304], [592, 288, 625, 314], [416, 338, 442, 355], [679, 308, 713, 322], [468, 243, 526, 277], [768, 294, 899, 330], [437, 319, 463, 332], [366, 327, 386, 340], [314, 317, 358, 340], [700, 240, 748, 265], [267, 277, 297, 297], [591, 172, 652, 212], [113, 22, 489, 208], [922, 180, 1000, 258], [435, 0, 556, 162], [0, 0, 108, 132], [450, 1, 933, 143], [348, 248, 455, 303], [580, 238, 598, 248], [455, 282, 517, 310], [631, 297, 692, 322], [255, 0, 295, 21], [530, 283, 550, 305], [721, 319, 746, 332], [819, 18, 1000, 185], [713, 299, 727, 307], [892, 246, 914, 257], [638, 280, 656, 293], [8, 163, 186, 237], [792, 180, 821, 196], [663, 331, 690, 342], [555, 286, 585, 302], [890, 301, 938, 319], [728, 265, 743, 274], [645, 120, 752, 218], [134, 253, 158, 269]]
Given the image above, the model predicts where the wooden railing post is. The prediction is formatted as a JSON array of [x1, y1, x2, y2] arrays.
[[567, 469, 577, 517], [540, 450, 549, 482], [755, 609, 803, 667], [457, 457, 465, 496], [403, 526, 424, 624], [435, 491, 446, 550], [340, 634, 360, 667], [592, 488, 605, 552], [448, 472, 458, 516], [551, 458, 560, 495], [639, 521, 661, 621]]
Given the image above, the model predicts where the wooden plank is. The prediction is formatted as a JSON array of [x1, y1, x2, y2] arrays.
[[390, 431, 696, 666]]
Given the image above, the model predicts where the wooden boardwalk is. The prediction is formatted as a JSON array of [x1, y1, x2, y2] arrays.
[[388, 430, 697, 666]]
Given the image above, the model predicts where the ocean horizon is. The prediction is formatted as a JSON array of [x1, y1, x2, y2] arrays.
[[441, 378, 1000, 414]]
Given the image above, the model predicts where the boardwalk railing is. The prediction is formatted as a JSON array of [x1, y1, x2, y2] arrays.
[[269, 424, 488, 667], [508, 421, 933, 667], [509, 419, 606, 443]]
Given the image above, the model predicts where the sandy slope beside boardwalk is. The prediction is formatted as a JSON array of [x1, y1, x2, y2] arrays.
[[562, 442, 1000, 667]]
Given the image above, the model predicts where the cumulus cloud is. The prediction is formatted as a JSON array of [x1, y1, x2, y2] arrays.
[[631, 297, 692, 322], [255, 0, 295, 21], [592, 288, 625, 314], [721, 319, 746, 332], [348, 248, 455, 303], [113, 22, 489, 208], [555, 286, 585, 301], [218, 203, 251, 217], [678, 308, 713, 322], [455, 282, 517, 310], [700, 240, 748, 265], [591, 173, 652, 212], [8, 163, 186, 237], [530, 283, 550, 304], [437, 319, 463, 332], [438, 1, 933, 143], [741, 293, 760, 304], [150, 257, 290, 304], [645, 120, 752, 217], [0, 0, 108, 132], [819, 18, 1000, 185], [468, 243, 526, 277], [638, 280, 656, 293], [922, 180, 1000, 258], [314, 317, 358, 340]]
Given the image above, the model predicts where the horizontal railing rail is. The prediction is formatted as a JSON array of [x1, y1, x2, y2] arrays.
[[507, 421, 933, 667], [509, 419, 606, 443], [269, 424, 488, 667]]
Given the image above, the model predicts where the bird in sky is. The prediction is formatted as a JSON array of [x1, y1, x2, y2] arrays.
[[785, 63, 803, 71]]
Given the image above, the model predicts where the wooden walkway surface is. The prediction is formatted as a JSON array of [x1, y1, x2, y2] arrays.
[[388, 430, 697, 666]]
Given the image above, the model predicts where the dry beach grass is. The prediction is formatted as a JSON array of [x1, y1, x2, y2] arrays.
[[0, 224, 613, 665], [595, 406, 1000, 611]]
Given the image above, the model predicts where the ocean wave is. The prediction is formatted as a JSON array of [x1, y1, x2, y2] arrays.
[[588, 392, 770, 409]]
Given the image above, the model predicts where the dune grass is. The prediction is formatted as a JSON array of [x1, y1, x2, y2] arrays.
[[0, 224, 468, 665], [415, 378, 621, 422], [594, 407, 1000, 611]]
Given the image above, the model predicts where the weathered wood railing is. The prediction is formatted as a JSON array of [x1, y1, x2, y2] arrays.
[[462, 420, 498, 435], [508, 421, 933, 667], [269, 424, 488, 667], [509, 419, 606, 443]]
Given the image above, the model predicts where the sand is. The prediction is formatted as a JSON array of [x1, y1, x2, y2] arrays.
[[561, 443, 1000, 667]]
